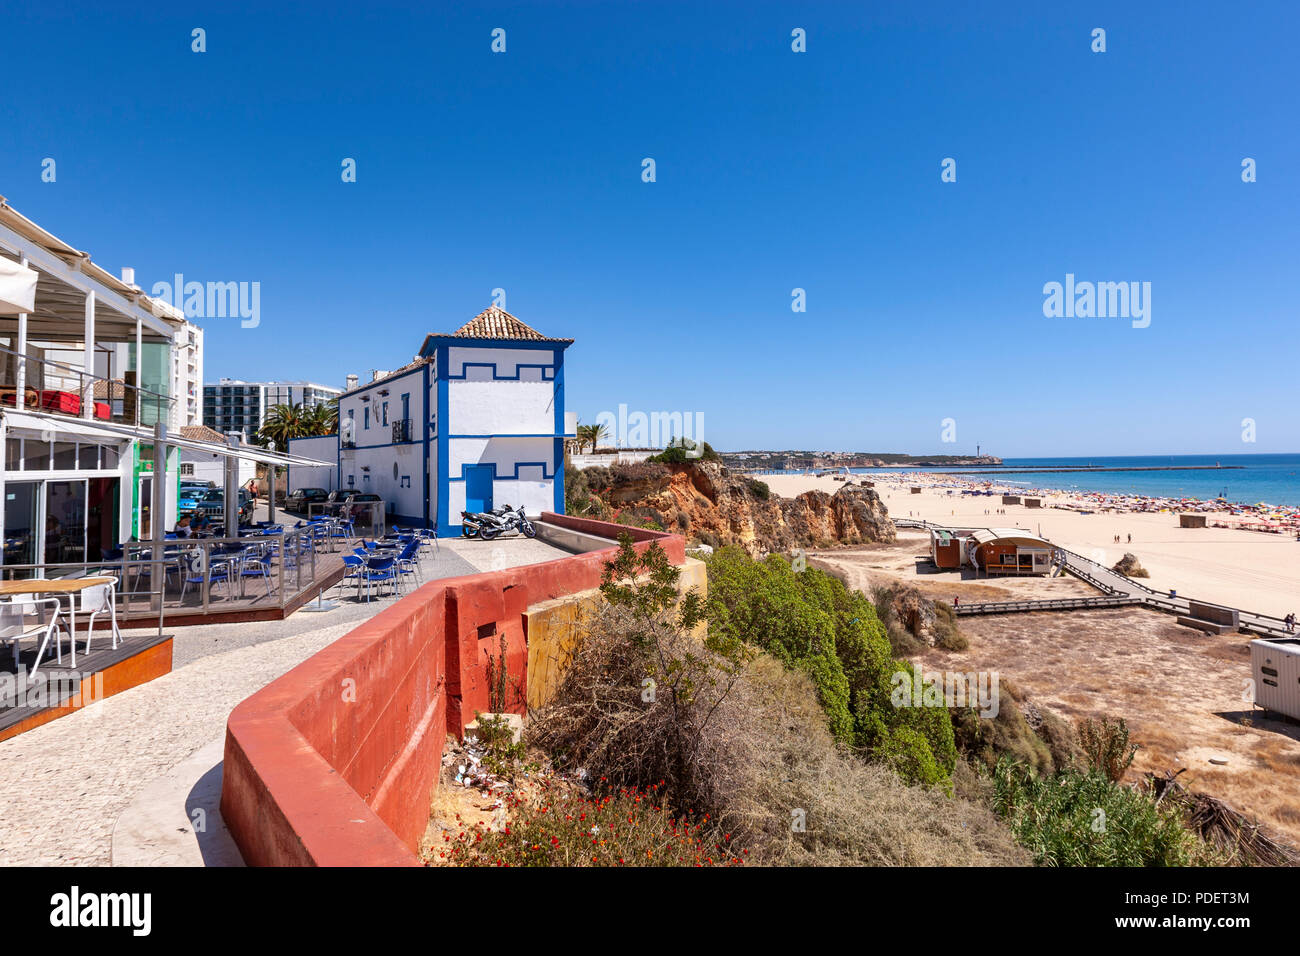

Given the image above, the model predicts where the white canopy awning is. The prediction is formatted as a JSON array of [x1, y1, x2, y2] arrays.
[[1, 409, 334, 467], [0, 256, 37, 314]]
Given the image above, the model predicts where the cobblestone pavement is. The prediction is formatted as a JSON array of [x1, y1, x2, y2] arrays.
[[0, 534, 567, 866]]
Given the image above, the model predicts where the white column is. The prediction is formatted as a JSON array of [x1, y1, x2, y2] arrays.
[[135, 317, 143, 426], [15, 256, 28, 411], [83, 289, 95, 419]]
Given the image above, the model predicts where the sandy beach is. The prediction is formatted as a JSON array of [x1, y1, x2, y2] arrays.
[[764, 472, 1300, 620]]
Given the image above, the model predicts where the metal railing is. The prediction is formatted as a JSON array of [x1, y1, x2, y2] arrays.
[[391, 419, 413, 443], [306, 499, 386, 540], [0, 343, 175, 427], [0, 525, 332, 618]]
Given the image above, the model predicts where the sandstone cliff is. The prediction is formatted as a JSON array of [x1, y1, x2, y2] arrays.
[[588, 461, 896, 555]]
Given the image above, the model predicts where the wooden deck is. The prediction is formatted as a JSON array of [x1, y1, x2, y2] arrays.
[[113, 548, 350, 627], [0, 630, 173, 741]]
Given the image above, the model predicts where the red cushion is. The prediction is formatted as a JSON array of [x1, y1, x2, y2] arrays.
[[38, 390, 81, 413], [94, 402, 110, 420]]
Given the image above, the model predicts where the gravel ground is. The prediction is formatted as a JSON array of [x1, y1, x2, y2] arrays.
[[0, 530, 567, 866]]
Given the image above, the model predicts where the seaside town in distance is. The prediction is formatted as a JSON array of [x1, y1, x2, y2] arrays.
[[0, 3, 1293, 937]]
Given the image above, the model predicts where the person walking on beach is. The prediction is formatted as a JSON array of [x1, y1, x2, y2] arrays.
[[1127, 533, 1132, 544], [1286, 612, 1295, 634]]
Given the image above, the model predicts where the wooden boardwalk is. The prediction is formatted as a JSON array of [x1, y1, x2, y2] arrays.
[[897, 519, 1293, 637]]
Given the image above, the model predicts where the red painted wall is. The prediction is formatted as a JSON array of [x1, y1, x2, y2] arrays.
[[222, 517, 685, 866]]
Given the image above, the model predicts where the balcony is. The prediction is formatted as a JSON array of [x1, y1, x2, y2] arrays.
[[0, 343, 174, 428], [391, 418, 413, 443]]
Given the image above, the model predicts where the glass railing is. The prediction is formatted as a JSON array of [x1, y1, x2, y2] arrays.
[[0, 344, 174, 428]]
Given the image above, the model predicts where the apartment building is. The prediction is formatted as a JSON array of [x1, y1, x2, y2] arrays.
[[203, 378, 341, 441]]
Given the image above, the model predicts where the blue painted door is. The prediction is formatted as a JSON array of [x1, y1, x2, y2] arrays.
[[464, 465, 493, 514]]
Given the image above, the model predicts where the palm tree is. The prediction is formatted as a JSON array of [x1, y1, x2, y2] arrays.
[[259, 402, 309, 451], [576, 422, 609, 454], [304, 399, 338, 436]]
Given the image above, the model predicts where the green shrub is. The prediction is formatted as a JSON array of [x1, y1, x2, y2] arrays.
[[614, 511, 663, 531], [949, 679, 1055, 777], [705, 547, 956, 788], [745, 478, 771, 500], [992, 758, 1205, 866], [647, 438, 720, 463], [933, 602, 968, 651], [1077, 716, 1138, 782]]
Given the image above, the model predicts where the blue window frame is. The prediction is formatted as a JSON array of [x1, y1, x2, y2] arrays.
[[364, 406, 370, 429]]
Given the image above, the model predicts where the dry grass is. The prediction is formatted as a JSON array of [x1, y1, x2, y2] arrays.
[[528, 598, 1028, 866], [920, 605, 1300, 853]]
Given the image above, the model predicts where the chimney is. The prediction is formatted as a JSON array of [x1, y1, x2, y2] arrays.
[[345, 373, 359, 391], [121, 266, 136, 287]]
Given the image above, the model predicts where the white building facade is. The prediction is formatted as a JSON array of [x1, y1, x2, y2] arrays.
[[322, 306, 575, 535]]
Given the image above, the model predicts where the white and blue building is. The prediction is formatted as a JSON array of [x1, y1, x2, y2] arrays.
[[299, 306, 575, 535]]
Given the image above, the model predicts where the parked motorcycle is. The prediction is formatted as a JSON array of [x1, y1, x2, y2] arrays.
[[474, 505, 536, 540], [460, 504, 516, 539]]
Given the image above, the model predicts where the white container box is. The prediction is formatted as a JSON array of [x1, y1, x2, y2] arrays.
[[1251, 637, 1300, 721]]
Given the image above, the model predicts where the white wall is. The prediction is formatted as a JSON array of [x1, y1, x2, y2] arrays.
[[447, 436, 554, 517], [182, 453, 255, 488], [287, 434, 339, 491], [447, 346, 558, 436]]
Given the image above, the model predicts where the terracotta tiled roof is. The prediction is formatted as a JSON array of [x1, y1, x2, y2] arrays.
[[451, 305, 573, 343], [180, 424, 228, 443], [92, 379, 127, 400]]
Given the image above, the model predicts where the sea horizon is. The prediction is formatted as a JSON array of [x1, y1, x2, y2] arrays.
[[750, 453, 1300, 507]]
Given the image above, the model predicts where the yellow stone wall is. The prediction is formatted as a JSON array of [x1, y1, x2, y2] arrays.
[[524, 557, 707, 711]]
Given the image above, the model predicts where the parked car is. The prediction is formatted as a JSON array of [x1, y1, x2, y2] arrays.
[[193, 488, 255, 525], [285, 487, 329, 514], [178, 480, 214, 511]]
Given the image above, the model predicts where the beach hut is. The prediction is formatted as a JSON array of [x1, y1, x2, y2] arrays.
[[1023, 497, 1042, 509], [1179, 513, 1207, 528], [1001, 495, 1021, 505], [928, 527, 964, 569], [965, 528, 1053, 576], [910, 486, 922, 494]]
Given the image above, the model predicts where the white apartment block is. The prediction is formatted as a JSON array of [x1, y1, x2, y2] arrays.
[[168, 317, 203, 429], [203, 378, 342, 441]]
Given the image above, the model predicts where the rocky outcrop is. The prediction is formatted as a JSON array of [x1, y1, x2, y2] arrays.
[[596, 461, 896, 555], [1112, 552, 1150, 578], [889, 585, 939, 645]]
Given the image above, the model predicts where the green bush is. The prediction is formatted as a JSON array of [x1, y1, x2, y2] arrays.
[[1077, 716, 1138, 782], [647, 438, 720, 463], [992, 758, 1206, 866], [705, 546, 956, 788], [745, 478, 771, 500]]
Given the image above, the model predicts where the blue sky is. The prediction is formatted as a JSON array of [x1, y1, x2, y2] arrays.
[[3, 1, 1297, 456]]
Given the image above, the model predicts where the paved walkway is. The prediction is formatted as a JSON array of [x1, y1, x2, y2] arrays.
[[0, 533, 567, 866]]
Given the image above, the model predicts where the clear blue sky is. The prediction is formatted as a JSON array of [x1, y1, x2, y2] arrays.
[[4, 1, 1297, 457]]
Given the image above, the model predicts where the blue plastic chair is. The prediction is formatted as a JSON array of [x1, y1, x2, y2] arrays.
[[361, 556, 400, 601]]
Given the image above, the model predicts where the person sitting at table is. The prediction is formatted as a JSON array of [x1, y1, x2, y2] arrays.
[[190, 513, 211, 537], [174, 514, 194, 538]]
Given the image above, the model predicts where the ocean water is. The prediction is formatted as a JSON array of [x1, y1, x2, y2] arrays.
[[837, 455, 1300, 507]]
